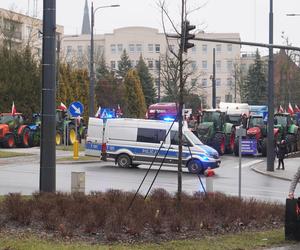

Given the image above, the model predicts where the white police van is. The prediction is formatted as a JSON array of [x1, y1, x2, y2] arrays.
[[85, 118, 220, 174]]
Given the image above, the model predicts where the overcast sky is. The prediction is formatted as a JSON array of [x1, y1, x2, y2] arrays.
[[1, 0, 300, 54]]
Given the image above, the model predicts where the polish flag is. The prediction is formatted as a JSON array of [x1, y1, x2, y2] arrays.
[[58, 102, 67, 111], [11, 101, 16, 116], [277, 105, 284, 113], [116, 104, 123, 117], [295, 104, 300, 113], [95, 106, 101, 118], [288, 102, 294, 115]]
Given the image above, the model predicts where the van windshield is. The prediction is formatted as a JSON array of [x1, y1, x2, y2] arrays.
[[185, 130, 203, 146]]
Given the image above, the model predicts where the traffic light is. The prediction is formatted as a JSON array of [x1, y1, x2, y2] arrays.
[[182, 21, 196, 52]]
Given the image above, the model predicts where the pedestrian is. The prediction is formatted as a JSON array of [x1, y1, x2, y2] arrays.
[[288, 166, 300, 199], [276, 140, 287, 170]]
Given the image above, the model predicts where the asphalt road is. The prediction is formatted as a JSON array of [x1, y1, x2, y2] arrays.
[[0, 149, 291, 203]]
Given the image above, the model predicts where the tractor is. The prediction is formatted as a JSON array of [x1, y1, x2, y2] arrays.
[[274, 113, 300, 153], [234, 115, 270, 156], [196, 110, 235, 155], [0, 113, 31, 148]]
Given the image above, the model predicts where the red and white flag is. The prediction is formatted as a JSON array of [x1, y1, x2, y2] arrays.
[[95, 106, 101, 118], [116, 104, 123, 118], [288, 102, 294, 115], [295, 104, 300, 113], [277, 105, 284, 113], [58, 102, 67, 111], [11, 101, 16, 116]]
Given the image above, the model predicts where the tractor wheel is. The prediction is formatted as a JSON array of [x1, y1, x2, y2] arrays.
[[234, 138, 239, 156], [261, 138, 267, 157], [67, 124, 77, 145], [187, 159, 203, 174], [212, 133, 226, 155], [20, 127, 30, 148], [286, 134, 296, 153], [3, 133, 15, 148], [55, 131, 63, 145], [226, 132, 235, 154]]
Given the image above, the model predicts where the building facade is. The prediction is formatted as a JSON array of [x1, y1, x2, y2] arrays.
[[0, 8, 63, 57]]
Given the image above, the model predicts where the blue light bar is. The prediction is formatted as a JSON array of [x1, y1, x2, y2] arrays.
[[163, 117, 175, 122]]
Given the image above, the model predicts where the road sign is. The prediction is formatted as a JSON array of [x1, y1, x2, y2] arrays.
[[241, 139, 257, 155], [68, 101, 84, 117]]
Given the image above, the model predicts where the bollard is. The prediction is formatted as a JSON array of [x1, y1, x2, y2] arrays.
[[73, 140, 79, 160], [206, 177, 213, 193], [71, 172, 85, 193]]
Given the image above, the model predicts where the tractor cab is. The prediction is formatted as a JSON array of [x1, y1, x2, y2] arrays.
[[201, 110, 224, 131]]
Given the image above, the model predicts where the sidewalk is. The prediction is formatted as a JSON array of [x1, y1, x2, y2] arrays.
[[251, 156, 300, 181]]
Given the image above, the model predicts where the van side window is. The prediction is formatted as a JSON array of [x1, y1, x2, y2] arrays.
[[171, 131, 192, 146], [137, 128, 166, 143]]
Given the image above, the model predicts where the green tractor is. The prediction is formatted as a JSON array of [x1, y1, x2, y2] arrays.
[[0, 113, 31, 148], [196, 110, 235, 155], [274, 113, 300, 153], [55, 110, 86, 146]]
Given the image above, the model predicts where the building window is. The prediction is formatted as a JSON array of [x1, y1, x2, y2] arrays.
[[131, 60, 135, 67], [155, 44, 160, 53], [227, 44, 232, 52], [202, 44, 207, 53], [202, 60, 207, 69], [216, 44, 222, 53], [97, 45, 104, 55], [227, 60, 233, 71], [216, 60, 221, 71], [136, 44, 142, 53], [117, 44, 123, 53], [225, 94, 233, 102], [155, 60, 160, 69], [191, 45, 196, 53], [148, 60, 153, 69], [202, 96, 207, 107], [216, 96, 221, 105], [66, 46, 72, 60], [111, 44, 116, 54], [227, 78, 233, 86], [191, 61, 197, 70], [110, 61, 116, 69], [129, 44, 135, 53], [202, 78, 207, 87], [77, 46, 83, 59], [148, 44, 154, 53], [216, 78, 221, 86]]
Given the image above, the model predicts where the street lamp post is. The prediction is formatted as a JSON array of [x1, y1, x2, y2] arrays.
[[89, 2, 120, 117]]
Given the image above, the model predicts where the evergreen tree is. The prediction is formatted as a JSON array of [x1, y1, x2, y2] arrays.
[[118, 49, 132, 78], [124, 69, 146, 118], [136, 55, 156, 106], [242, 50, 267, 105]]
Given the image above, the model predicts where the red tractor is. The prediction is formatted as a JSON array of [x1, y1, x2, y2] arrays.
[[0, 113, 31, 148]]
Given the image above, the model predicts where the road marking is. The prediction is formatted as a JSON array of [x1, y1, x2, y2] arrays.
[[233, 159, 264, 169]]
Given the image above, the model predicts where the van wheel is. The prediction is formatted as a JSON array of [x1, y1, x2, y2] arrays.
[[187, 159, 203, 174], [117, 154, 131, 168]]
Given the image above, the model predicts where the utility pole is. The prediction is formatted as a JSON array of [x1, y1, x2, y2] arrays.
[[40, 0, 56, 192], [157, 57, 161, 102], [267, 0, 275, 172], [89, 1, 95, 117], [212, 48, 216, 108]]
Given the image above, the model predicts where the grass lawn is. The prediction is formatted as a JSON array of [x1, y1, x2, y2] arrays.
[[0, 151, 32, 158], [0, 229, 294, 250], [56, 143, 85, 152]]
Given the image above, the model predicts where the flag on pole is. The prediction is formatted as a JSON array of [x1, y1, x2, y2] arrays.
[[116, 104, 123, 118], [11, 101, 16, 116], [288, 102, 294, 115], [58, 102, 67, 111], [95, 106, 101, 118], [295, 104, 300, 113], [277, 105, 284, 113]]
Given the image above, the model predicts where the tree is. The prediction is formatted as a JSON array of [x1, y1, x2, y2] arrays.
[[117, 50, 132, 78], [242, 50, 267, 105], [136, 55, 156, 106], [124, 69, 146, 118]]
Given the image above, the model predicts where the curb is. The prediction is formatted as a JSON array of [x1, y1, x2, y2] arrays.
[[251, 164, 291, 181]]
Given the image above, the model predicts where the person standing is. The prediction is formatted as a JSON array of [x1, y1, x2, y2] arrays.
[[277, 140, 287, 170], [288, 166, 300, 199]]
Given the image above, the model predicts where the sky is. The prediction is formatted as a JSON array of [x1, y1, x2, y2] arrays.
[[1, 0, 300, 54]]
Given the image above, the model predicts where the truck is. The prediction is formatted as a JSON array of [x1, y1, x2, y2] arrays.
[[85, 118, 221, 174], [0, 113, 31, 148], [196, 110, 235, 155]]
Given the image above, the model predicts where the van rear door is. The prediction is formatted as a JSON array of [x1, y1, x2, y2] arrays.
[[85, 118, 104, 157]]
